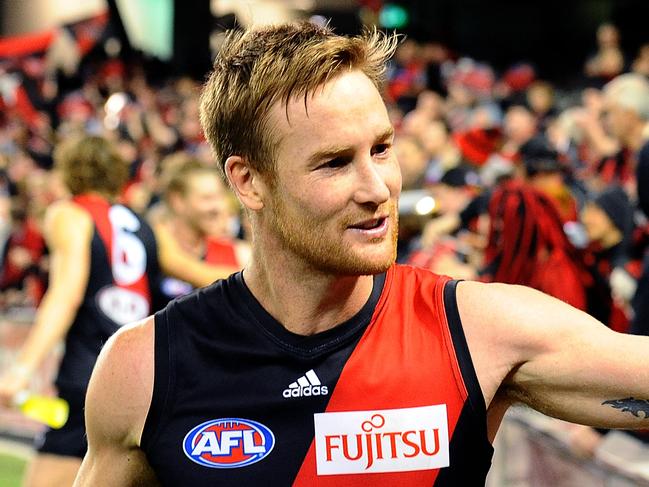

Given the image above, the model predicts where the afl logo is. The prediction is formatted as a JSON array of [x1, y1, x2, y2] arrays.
[[183, 418, 275, 469]]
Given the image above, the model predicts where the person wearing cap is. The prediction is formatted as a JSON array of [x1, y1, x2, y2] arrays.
[[520, 135, 578, 223], [581, 186, 634, 331]]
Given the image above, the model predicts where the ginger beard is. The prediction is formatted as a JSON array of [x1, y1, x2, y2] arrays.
[[267, 190, 399, 276], [257, 70, 402, 276]]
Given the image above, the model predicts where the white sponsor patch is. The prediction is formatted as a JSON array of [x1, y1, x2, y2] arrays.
[[97, 285, 149, 325], [314, 404, 449, 475]]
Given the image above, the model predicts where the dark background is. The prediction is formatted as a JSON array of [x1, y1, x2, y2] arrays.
[[313, 0, 649, 82], [3, 0, 649, 83]]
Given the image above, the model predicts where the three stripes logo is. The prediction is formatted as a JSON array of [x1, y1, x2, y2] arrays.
[[283, 369, 329, 398]]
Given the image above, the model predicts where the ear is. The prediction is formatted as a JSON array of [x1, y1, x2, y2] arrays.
[[224, 155, 266, 211]]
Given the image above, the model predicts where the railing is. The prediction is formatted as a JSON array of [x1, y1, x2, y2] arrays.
[[488, 408, 649, 487]]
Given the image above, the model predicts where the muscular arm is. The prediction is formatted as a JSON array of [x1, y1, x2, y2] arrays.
[[0, 201, 92, 404], [74, 318, 159, 486], [154, 222, 239, 287], [458, 281, 649, 433]]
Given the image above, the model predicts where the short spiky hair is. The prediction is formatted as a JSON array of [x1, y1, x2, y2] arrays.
[[199, 22, 398, 178]]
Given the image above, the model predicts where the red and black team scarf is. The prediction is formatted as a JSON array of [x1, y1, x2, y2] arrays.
[[483, 180, 588, 310]]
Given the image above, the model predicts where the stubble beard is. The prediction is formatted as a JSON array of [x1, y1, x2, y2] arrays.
[[269, 199, 399, 276]]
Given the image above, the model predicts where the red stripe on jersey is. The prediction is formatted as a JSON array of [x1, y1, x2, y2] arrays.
[[73, 194, 151, 307], [205, 238, 240, 267], [293, 265, 469, 486], [74, 194, 114, 264]]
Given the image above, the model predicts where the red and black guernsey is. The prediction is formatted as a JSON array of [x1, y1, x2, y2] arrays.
[[55, 194, 159, 391], [141, 264, 493, 486]]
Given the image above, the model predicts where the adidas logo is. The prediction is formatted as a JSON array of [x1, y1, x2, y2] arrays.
[[283, 369, 329, 398]]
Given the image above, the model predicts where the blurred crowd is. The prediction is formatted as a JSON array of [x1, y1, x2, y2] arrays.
[[387, 23, 649, 342], [1, 18, 649, 457]]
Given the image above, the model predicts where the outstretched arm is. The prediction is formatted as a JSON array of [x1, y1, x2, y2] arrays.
[[458, 281, 649, 430], [74, 318, 160, 486]]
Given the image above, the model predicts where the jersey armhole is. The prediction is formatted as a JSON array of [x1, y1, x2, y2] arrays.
[[443, 280, 487, 418], [140, 310, 175, 451]]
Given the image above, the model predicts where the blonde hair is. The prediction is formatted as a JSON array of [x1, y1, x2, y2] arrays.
[[604, 73, 649, 120], [163, 157, 220, 203], [199, 21, 398, 178]]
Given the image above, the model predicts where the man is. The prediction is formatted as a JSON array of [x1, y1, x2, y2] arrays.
[[74, 24, 649, 486], [0, 135, 237, 487], [581, 186, 634, 331], [154, 158, 249, 303], [600, 74, 649, 334]]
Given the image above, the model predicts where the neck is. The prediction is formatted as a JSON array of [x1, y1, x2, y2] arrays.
[[243, 241, 376, 336]]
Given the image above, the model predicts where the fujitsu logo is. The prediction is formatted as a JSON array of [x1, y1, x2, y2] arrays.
[[313, 404, 449, 475]]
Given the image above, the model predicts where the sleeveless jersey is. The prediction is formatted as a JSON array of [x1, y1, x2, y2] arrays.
[[55, 194, 159, 390], [141, 264, 493, 486]]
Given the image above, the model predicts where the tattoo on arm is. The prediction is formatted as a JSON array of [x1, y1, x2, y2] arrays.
[[602, 398, 649, 419]]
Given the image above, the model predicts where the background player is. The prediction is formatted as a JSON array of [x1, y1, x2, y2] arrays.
[[152, 157, 249, 303], [0, 135, 237, 487]]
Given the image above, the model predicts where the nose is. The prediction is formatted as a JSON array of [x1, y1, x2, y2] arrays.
[[353, 157, 394, 206]]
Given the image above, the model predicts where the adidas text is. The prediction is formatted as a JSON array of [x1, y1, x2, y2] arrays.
[[283, 369, 329, 398]]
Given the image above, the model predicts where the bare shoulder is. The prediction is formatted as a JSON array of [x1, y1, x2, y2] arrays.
[[77, 316, 159, 486], [44, 199, 93, 244], [44, 199, 90, 223], [455, 280, 611, 406], [86, 316, 155, 447], [456, 280, 605, 350]]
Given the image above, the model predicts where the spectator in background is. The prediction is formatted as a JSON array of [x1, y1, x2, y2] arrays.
[[483, 142, 588, 310], [444, 58, 497, 133], [394, 134, 428, 190], [495, 62, 537, 108], [420, 165, 480, 248], [526, 80, 557, 130], [602, 73, 649, 157], [399, 90, 445, 141], [0, 196, 47, 308], [584, 23, 626, 87], [420, 119, 462, 183], [420, 41, 450, 96], [386, 38, 426, 113], [520, 136, 578, 223], [412, 166, 483, 279], [500, 105, 537, 162], [581, 187, 634, 331], [631, 43, 649, 77], [595, 74, 649, 325]]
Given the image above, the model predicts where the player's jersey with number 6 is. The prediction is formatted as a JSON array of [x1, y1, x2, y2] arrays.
[[54, 194, 160, 392]]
